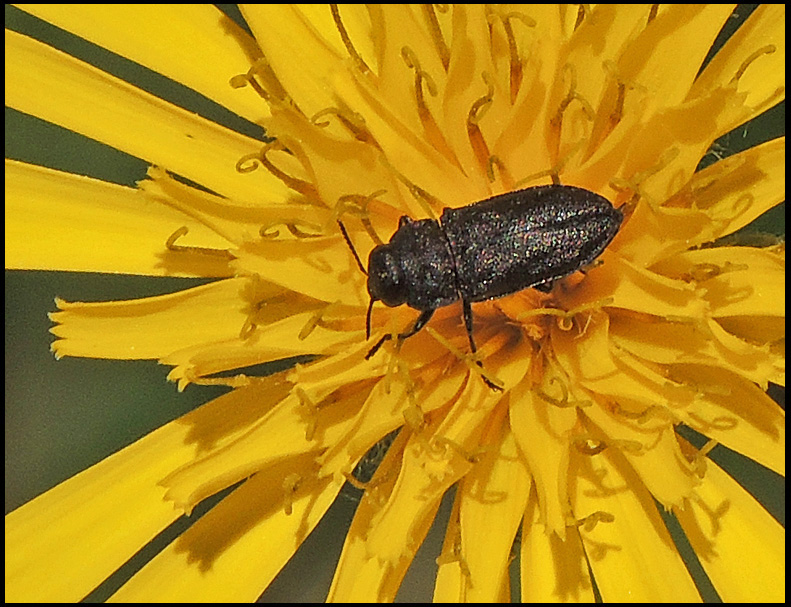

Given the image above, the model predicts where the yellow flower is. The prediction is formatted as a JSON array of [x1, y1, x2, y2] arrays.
[[5, 4, 785, 602]]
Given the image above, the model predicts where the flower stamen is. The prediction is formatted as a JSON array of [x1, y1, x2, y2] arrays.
[[549, 64, 595, 157], [421, 4, 450, 71], [431, 436, 488, 464], [516, 298, 614, 336], [513, 166, 562, 188], [423, 326, 505, 391], [610, 80, 626, 130], [402, 46, 438, 109], [295, 387, 319, 441], [467, 71, 494, 126], [335, 190, 387, 246], [513, 139, 589, 188], [682, 260, 747, 284], [311, 107, 374, 144], [383, 352, 418, 396], [401, 45, 459, 162], [691, 439, 719, 478], [240, 298, 268, 339], [731, 45, 776, 85], [281, 473, 302, 515], [574, 429, 648, 457], [536, 377, 592, 409], [385, 171, 441, 219], [165, 226, 235, 259], [614, 403, 677, 424], [467, 72, 496, 173], [184, 374, 251, 390], [599, 60, 647, 138], [486, 155, 514, 190], [610, 146, 680, 208], [538, 376, 569, 406], [342, 471, 368, 490], [229, 58, 293, 110], [555, 65, 595, 123], [330, 4, 372, 75], [646, 4, 659, 25], [259, 220, 325, 239], [242, 141, 321, 202], [344, 464, 395, 492], [573, 5, 589, 30], [299, 301, 342, 340], [408, 182, 442, 219], [486, 8, 536, 102]]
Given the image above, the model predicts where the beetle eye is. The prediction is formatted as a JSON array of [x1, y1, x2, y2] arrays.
[[367, 248, 406, 307]]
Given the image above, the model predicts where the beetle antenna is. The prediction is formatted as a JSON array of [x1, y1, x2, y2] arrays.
[[337, 220, 367, 275], [366, 298, 375, 339]]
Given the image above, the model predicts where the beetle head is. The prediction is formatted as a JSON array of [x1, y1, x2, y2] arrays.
[[367, 245, 407, 308]]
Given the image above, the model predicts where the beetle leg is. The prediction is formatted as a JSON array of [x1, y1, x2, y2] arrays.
[[365, 309, 435, 360], [402, 308, 435, 340], [462, 299, 477, 353], [462, 299, 503, 392], [364, 335, 389, 360]]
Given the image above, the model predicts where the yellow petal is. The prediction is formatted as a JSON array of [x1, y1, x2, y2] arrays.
[[112, 462, 342, 602], [434, 417, 529, 601], [51, 277, 263, 360], [6, 406, 219, 602], [675, 448, 785, 602], [6, 160, 232, 275], [520, 491, 596, 602], [691, 4, 785, 118], [6, 29, 288, 204], [572, 449, 702, 601], [15, 4, 270, 124]]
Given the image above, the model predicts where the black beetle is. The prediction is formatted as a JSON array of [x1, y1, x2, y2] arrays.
[[339, 184, 622, 389]]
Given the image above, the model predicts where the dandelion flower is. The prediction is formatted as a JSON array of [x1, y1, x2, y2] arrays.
[[6, 4, 785, 602]]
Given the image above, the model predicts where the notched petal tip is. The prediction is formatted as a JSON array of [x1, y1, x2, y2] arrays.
[[50, 341, 64, 360]]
